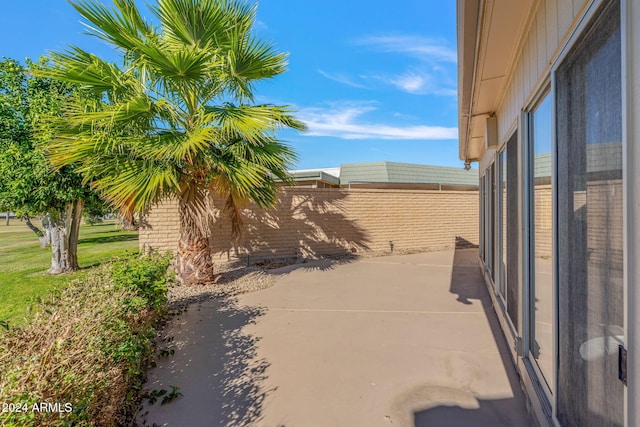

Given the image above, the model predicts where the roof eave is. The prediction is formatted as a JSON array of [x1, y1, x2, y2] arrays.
[[457, 0, 482, 162]]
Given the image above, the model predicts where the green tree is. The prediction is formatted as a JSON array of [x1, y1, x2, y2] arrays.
[[0, 58, 101, 273], [39, 0, 305, 284]]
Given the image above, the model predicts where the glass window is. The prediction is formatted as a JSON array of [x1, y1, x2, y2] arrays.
[[491, 162, 504, 295], [497, 150, 506, 298], [556, 0, 623, 425], [503, 132, 519, 330], [485, 166, 495, 279], [529, 93, 553, 392], [480, 177, 485, 262]]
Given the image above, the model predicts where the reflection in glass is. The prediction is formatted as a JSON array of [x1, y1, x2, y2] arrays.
[[530, 94, 553, 392], [498, 150, 506, 298], [487, 166, 495, 279], [480, 178, 485, 262]]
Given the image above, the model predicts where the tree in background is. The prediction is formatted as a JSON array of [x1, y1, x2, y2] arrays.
[[39, 0, 305, 284], [0, 58, 104, 273]]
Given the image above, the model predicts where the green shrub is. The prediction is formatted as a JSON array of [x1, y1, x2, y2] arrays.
[[109, 254, 171, 311], [84, 214, 104, 225], [0, 253, 173, 427]]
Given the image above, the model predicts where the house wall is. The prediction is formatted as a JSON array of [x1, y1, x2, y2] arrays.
[[139, 188, 479, 261], [496, 0, 588, 147], [474, 1, 628, 426]]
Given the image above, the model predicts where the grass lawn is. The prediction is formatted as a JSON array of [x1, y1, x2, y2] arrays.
[[0, 219, 139, 327]]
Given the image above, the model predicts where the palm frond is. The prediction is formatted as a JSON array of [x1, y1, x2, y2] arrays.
[[70, 0, 153, 51], [67, 94, 153, 127], [204, 103, 306, 143], [88, 159, 180, 216], [38, 47, 128, 95], [41, 0, 305, 222], [135, 42, 219, 86], [225, 33, 288, 100], [152, 0, 254, 48], [223, 193, 244, 240]]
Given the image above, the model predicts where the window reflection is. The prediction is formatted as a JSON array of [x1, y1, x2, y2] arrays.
[[530, 94, 553, 392]]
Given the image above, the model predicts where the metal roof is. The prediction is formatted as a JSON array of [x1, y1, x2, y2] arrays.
[[339, 161, 478, 186], [534, 142, 622, 178], [287, 170, 340, 185]]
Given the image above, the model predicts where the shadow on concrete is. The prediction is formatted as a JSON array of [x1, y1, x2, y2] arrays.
[[138, 298, 272, 427], [413, 395, 530, 427], [448, 237, 483, 305], [259, 254, 359, 275], [412, 236, 532, 426], [213, 190, 371, 263]]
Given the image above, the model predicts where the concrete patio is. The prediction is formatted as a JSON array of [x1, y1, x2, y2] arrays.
[[138, 248, 532, 427]]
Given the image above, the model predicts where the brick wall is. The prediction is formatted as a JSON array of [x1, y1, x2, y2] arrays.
[[138, 199, 180, 252], [140, 188, 479, 261], [586, 180, 623, 271], [534, 185, 553, 259]]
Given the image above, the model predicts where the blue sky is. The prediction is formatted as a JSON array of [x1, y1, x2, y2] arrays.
[[0, 1, 463, 170]]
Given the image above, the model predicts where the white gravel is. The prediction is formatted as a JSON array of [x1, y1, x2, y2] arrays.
[[167, 262, 279, 309]]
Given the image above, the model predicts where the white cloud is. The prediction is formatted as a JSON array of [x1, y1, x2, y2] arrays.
[[317, 70, 367, 88], [340, 35, 458, 96], [297, 102, 457, 140], [254, 19, 268, 31], [391, 73, 428, 93], [355, 35, 457, 63], [315, 35, 457, 96], [365, 71, 456, 96]]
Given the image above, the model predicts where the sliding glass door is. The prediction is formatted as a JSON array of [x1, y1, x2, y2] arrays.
[[555, 0, 624, 425]]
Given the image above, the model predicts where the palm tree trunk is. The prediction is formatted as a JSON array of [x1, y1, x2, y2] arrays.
[[119, 214, 139, 231], [175, 200, 215, 285]]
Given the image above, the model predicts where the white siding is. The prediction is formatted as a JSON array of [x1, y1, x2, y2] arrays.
[[536, 8, 547, 75], [496, 0, 590, 147], [557, 0, 574, 40], [546, 0, 559, 59]]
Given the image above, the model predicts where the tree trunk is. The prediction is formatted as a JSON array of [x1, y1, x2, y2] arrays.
[[175, 199, 215, 285], [48, 200, 84, 275], [119, 214, 139, 231], [40, 215, 52, 248], [5, 212, 9, 226], [22, 215, 50, 248], [38, 228, 51, 248]]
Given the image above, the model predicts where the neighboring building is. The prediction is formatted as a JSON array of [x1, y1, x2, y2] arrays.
[[284, 168, 341, 188], [284, 161, 478, 190], [457, 0, 639, 425], [339, 161, 477, 190]]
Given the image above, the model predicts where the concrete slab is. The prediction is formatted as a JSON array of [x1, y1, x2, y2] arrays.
[[138, 249, 532, 427]]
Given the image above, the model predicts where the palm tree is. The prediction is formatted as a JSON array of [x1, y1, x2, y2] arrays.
[[39, 0, 305, 284]]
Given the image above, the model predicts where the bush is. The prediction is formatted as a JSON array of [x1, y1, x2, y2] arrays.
[[84, 214, 104, 225], [0, 253, 173, 427]]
